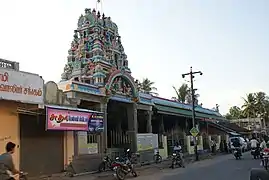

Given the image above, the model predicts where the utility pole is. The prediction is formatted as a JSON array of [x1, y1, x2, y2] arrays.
[[182, 67, 203, 161]]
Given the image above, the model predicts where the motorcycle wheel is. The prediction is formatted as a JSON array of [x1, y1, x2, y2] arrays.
[[171, 161, 176, 169], [131, 170, 138, 177], [153, 155, 162, 164], [264, 159, 268, 170], [116, 168, 126, 180], [20, 175, 28, 180], [98, 162, 106, 172], [235, 155, 238, 160]]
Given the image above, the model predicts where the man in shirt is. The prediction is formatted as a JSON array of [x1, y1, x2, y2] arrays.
[[250, 137, 259, 149], [0, 142, 19, 180]]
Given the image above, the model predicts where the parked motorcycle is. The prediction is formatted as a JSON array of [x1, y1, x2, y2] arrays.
[[115, 149, 137, 180], [98, 155, 114, 172], [153, 151, 162, 164], [233, 147, 242, 160], [171, 151, 184, 169]]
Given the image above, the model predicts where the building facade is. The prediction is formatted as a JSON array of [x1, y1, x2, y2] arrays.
[[0, 58, 44, 173]]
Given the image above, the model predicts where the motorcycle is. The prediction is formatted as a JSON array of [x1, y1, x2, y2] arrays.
[[115, 149, 137, 180], [7, 170, 28, 180], [261, 148, 269, 170], [153, 151, 162, 164], [233, 147, 242, 160], [171, 151, 184, 169], [19, 171, 28, 180], [98, 155, 114, 172]]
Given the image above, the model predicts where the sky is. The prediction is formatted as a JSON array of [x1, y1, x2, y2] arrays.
[[0, 0, 269, 114]]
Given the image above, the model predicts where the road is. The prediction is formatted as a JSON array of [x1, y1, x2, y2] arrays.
[[135, 152, 261, 180]]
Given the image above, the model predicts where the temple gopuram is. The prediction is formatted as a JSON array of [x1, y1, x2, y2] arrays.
[[61, 8, 137, 99]]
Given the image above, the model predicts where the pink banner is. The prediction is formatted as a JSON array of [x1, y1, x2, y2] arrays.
[[46, 107, 91, 131]]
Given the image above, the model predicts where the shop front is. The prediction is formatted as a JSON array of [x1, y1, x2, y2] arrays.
[[0, 64, 44, 173], [45, 105, 104, 174]]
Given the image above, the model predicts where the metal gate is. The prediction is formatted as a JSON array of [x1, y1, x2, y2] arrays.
[[19, 114, 64, 176]]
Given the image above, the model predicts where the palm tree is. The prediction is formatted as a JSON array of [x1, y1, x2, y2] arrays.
[[138, 78, 158, 95], [229, 106, 243, 119], [172, 83, 199, 104], [172, 83, 189, 103], [241, 93, 257, 118], [255, 92, 267, 117]]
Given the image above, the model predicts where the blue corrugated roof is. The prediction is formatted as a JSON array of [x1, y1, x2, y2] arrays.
[[151, 97, 222, 117]]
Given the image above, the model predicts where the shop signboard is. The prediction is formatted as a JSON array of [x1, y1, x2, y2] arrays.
[[0, 68, 44, 104], [46, 106, 104, 132]]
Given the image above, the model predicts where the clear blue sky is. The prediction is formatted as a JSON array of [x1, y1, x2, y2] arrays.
[[0, 0, 269, 114]]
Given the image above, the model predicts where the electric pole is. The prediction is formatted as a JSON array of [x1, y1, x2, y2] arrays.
[[182, 66, 203, 161]]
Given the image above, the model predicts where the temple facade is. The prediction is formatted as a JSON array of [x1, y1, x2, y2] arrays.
[[56, 7, 247, 174]]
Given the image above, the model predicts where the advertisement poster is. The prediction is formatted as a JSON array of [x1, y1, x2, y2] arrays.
[[88, 112, 104, 133], [46, 107, 104, 132]]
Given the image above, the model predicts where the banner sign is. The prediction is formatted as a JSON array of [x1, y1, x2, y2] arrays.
[[0, 68, 44, 104], [46, 107, 104, 132], [88, 112, 104, 133]]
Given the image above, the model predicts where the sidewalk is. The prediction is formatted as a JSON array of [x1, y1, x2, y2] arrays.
[[33, 152, 224, 180]]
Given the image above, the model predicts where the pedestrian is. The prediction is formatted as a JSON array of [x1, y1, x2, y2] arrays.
[[219, 140, 224, 152], [210, 139, 216, 154], [223, 140, 228, 153]]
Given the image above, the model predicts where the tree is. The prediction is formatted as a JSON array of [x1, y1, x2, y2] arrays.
[[241, 93, 257, 118], [226, 91, 269, 121], [172, 83, 189, 103], [172, 83, 199, 104], [255, 91, 267, 117], [137, 78, 158, 95]]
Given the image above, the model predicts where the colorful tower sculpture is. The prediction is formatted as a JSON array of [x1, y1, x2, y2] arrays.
[[61, 8, 135, 97]]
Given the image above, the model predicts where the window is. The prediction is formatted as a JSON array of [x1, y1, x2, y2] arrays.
[[87, 133, 97, 144]]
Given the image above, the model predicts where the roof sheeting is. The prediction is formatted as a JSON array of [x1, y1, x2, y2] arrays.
[[154, 104, 225, 120]]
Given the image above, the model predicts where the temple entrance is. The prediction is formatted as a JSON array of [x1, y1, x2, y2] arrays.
[[137, 110, 149, 133], [107, 100, 131, 149], [107, 100, 138, 158]]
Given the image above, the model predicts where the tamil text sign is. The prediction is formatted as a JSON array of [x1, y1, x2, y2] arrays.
[[46, 106, 104, 132], [0, 68, 44, 104]]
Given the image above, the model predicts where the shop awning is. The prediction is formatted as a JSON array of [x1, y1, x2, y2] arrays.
[[154, 104, 224, 120]]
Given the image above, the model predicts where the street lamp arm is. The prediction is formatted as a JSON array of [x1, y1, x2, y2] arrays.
[[192, 71, 203, 75]]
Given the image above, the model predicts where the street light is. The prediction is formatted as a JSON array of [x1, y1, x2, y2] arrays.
[[182, 66, 203, 161]]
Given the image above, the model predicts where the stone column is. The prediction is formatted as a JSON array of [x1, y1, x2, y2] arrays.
[[100, 99, 108, 153], [147, 111, 153, 133], [159, 115, 164, 134], [127, 103, 138, 151]]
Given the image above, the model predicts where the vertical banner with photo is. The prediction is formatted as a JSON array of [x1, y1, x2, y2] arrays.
[[88, 112, 104, 133]]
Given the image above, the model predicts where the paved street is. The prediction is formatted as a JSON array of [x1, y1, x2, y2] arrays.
[[133, 152, 261, 180], [58, 152, 261, 180]]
